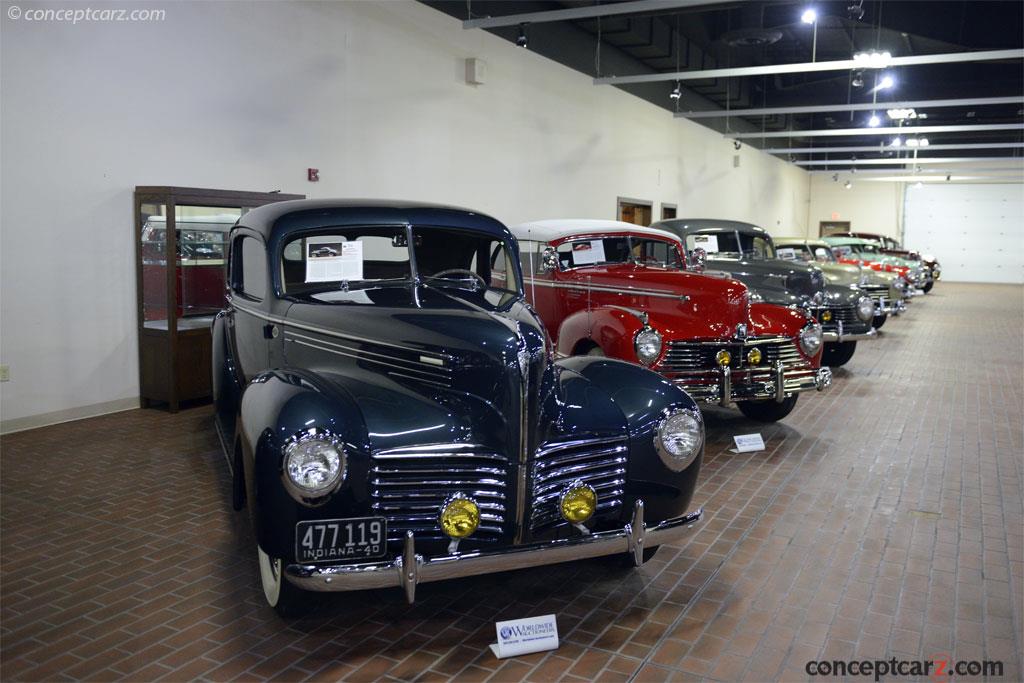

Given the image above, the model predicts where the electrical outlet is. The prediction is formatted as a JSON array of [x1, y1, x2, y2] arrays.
[[0, 365, 8, 382]]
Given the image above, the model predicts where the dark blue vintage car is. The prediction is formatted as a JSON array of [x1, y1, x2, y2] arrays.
[[212, 200, 704, 614]]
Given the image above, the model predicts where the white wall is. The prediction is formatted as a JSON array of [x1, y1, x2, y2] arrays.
[[806, 174, 906, 239], [904, 183, 1024, 283], [0, 0, 810, 430]]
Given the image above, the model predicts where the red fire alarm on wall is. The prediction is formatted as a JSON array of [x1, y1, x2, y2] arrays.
[[307, 168, 319, 182]]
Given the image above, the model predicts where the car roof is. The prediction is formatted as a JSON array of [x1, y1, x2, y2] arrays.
[[651, 218, 768, 236], [824, 236, 874, 245], [775, 238, 830, 247], [511, 220, 682, 244], [236, 199, 511, 242]]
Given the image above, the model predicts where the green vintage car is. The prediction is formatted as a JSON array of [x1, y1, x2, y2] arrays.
[[775, 238, 906, 329], [823, 236, 930, 294]]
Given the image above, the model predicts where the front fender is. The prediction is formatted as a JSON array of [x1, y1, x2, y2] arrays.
[[556, 307, 643, 360], [238, 369, 371, 560], [556, 356, 702, 523]]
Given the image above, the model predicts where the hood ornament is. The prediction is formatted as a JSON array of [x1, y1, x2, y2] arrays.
[[735, 323, 748, 340]]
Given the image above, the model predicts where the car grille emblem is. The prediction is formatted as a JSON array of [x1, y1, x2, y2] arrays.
[[735, 323, 748, 340]]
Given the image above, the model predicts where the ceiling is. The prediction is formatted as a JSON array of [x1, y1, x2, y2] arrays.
[[424, 0, 1024, 175]]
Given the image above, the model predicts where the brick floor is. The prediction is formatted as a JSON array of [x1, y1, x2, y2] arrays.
[[1, 282, 1021, 682]]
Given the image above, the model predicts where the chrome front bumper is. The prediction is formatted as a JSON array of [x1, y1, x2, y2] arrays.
[[284, 500, 702, 603], [675, 363, 831, 407], [871, 296, 906, 316], [822, 320, 878, 343]]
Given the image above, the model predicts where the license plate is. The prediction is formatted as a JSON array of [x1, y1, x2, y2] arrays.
[[295, 517, 387, 563]]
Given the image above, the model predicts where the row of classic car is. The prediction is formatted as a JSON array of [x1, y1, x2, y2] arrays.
[[209, 200, 934, 614]]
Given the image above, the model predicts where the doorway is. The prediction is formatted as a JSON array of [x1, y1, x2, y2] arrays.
[[618, 198, 653, 226], [661, 203, 677, 220], [819, 221, 851, 237]]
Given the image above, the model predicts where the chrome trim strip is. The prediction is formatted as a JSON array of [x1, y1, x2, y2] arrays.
[[522, 278, 687, 301], [287, 330, 451, 374], [287, 338, 450, 387], [230, 300, 447, 360], [774, 361, 785, 403], [284, 502, 702, 598], [719, 366, 731, 407]]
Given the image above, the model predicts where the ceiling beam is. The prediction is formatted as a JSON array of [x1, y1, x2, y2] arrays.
[[809, 167, 1024, 176], [764, 142, 1024, 154], [675, 96, 1024, 119], [594, 49, 1024, 85], [796, 157, 1024, 166], [727, 123, 1024, 139], [462, 0, 739, 30]]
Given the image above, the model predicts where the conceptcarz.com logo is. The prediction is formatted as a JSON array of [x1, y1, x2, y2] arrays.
[[500, 623, 555, 640]]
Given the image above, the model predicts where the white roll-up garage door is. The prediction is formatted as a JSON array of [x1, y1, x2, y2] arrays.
[[903, 183, 1023, 284]]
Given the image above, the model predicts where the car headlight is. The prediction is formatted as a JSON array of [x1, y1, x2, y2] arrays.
[[654, 409, 703, 472], [856, 295, 875, 321], [799, 323, 823, 357], [283, 431, 346, 500], [634, 327, 662, 366]]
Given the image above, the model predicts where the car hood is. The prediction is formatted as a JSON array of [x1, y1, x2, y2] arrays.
[[563, 264, 751, 338], [283, 284, 549, 453], [820, 262, 862, 286], [704, 256, 824, 299]]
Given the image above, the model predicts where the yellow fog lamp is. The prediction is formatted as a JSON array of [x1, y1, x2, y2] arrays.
[[821, 310, 833, 322], [715, 350, 731, 367], [747, 348, 762, 365], [439, 494, 480, 539], [559, 481, 597, 524]]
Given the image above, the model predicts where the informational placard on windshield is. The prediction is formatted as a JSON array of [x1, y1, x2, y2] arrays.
[[306, 237, 363, 282], [776, 247, 797, 261], [692, 234, 719, 253], [571, 240, 605, 265]]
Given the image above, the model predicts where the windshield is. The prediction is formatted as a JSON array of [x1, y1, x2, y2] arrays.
[[555, 236, 683, 270], [684, 231, 775, 259], [280, 226, 520, 299], [857, 243, 880, 255]]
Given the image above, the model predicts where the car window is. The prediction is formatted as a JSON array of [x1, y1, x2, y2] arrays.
[[232, 236, 266, 301], [281, 226, 411, 295], [555, 236, 682, 270], [417, 228, 519, 294], [813, 246, 834, 263]]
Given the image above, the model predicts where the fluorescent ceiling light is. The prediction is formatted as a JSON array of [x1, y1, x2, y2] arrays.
[[853, 51, 892, 68], [887, 108, 917, 120], [905, 138, 929, 147]]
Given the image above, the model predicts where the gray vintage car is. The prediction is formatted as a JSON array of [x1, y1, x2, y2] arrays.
[[774, 238, 907, 329], [652, 219, 877, 367]]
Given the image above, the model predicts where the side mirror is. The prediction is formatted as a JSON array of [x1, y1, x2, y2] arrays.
[[690, 247, 707, 271], [540, 246, 559, 274]]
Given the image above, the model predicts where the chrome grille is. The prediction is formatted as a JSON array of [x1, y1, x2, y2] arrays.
[[369, 444, 507, 542], [530, 436, 628, 531], [661, 337, 808, 374], [812, 304, 860, 328]]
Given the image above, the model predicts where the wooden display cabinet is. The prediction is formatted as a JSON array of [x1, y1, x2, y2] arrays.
[[135, 186, 304, 411]]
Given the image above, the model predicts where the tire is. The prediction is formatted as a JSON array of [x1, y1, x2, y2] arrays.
[[872, 314, 887, 330], [736, 394, 799, 422], [258, 546, 308, 617], [922, 281, 934, 293], [822, 341, 857, 367]]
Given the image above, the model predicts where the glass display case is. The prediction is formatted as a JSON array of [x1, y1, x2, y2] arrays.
[[135, 187, 303, 410]]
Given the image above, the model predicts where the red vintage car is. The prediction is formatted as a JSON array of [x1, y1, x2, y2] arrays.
[[511, 220, 832, 422]]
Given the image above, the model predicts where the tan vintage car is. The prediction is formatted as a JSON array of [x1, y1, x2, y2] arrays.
[[774, 238, 907, 329]]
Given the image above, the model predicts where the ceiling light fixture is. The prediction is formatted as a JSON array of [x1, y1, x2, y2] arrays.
[[887, 108, 917, 120], [877, 73, 895, 90], [851, 71, 865, 88], [844, 180, 853, 189], [868, 114, 881, 127], [801, 8, 817, 24], [905, 138, 930, 148], [670, 82, 682, 100], [890, 137, 903, 147], [853, 51, 892, 68], [847, 1, 865, 20], [516, 23, 528, 48]]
